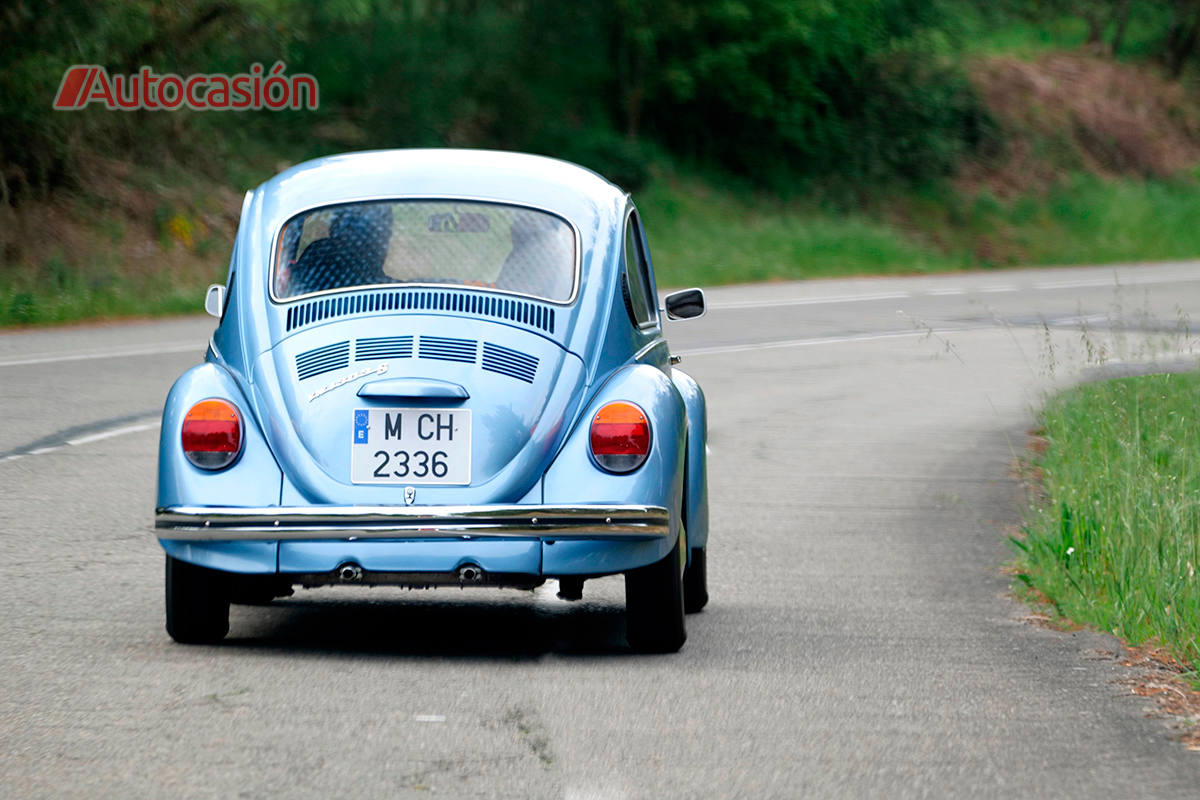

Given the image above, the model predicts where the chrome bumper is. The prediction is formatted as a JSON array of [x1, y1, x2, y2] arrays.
[[155, 504, 670, 542]]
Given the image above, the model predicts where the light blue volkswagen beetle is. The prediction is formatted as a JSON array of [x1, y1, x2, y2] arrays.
[[155, 149, 708, 652]]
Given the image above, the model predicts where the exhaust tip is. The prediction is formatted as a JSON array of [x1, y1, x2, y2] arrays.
[[457, 564, 484, 583], [338, 563, 363, 582]]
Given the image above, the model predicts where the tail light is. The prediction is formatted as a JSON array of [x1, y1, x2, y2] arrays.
[[589, 401, 650, 473], [181, 399, 243, 470]]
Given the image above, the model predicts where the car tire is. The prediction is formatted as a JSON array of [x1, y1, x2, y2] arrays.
[[625, 535, 687, 653], [165, 555, 231, 644], [683, 546, 708, 613]]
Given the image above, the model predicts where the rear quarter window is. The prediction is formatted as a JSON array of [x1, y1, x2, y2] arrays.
[[623, 212, 658, 328]]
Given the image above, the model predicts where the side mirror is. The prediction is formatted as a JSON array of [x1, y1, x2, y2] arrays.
[[204, 284, 226, 319], [663, 288, 706, 320]]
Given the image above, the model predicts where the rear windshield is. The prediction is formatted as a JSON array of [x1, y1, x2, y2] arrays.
[[273, 200, 577, 302]]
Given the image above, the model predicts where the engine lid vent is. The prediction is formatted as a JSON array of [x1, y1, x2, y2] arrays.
[[418, 335, 478, 364], [296, 341, 350, 381], [481, 342, 538, 383], [355, 336, 413, 362]]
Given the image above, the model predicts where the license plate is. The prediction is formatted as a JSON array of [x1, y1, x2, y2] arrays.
[[350, 408, 471, 485]]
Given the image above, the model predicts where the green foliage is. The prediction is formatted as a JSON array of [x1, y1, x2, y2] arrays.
[[8, 0, 1200, 206], [7, 292, 37, 324], [930, 172, 1200, 266], [1037, 173, 1200, 261], [1015, 373, 1200, 672], [639, 169, 953, 284], [622, 0, 992, 188], [0, 263, 213, 326], [1, 0, 993, 203], [964, 0, 1200, 68], [644, 167, 1200, 282], [0, 0, 298, 203], [285, 1, 656, 186]]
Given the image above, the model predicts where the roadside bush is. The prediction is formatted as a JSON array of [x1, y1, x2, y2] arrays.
[[623, 0, 993, 189]]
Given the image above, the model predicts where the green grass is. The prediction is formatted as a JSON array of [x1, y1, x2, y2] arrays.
[[0, 274, 211, 326], [1024, 172, 1200, 263], [959, 10, 1164, 60], [640, 168, 1200, 286], [878, 171, 1200, 269], [1014, 372, 1200, 674], [639, 172, 955, 286], [961, 14, 1090, 57]]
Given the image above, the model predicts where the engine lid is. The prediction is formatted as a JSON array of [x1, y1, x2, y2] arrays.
[[249, 314, 585, 505]]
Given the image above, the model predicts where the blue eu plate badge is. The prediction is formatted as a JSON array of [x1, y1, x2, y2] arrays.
[[353, 409, 370, 444]]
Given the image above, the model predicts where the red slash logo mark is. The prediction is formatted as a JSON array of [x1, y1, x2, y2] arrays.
[[52, 65, 97, 109]]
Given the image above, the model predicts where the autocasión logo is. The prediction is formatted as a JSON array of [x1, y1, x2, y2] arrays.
[[53, 62, 318, 111]]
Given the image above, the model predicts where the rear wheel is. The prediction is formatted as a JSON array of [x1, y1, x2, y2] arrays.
[[165, 555, 231, 644], [683, 546, 708, 613], [625, 535, 687, 653]]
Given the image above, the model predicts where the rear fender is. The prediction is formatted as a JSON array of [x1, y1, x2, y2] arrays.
[[157, 363, 282, 510], [542, 364, 686, 570], [672, 369, 709, 550]]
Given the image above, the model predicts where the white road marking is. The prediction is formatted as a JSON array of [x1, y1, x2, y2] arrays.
[[0, 342, 200, 369], [66, 421, 160, 447], [3, 418, 160, 464], [708, 291, 910, 310], [702, 271, 1200, 311], [1034, 274, 1200, 290], [413, 714, 446, 723], [1034, 278, 1117, 290], [678, 329, 953, 357]]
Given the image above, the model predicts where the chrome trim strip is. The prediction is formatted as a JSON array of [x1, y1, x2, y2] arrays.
[[633, 338, 667, 362], [155, 504, 670, 542], [268, 195, 583, 307]]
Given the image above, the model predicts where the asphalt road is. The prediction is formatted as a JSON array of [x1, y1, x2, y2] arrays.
[[4, 261, 1200, 798]]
